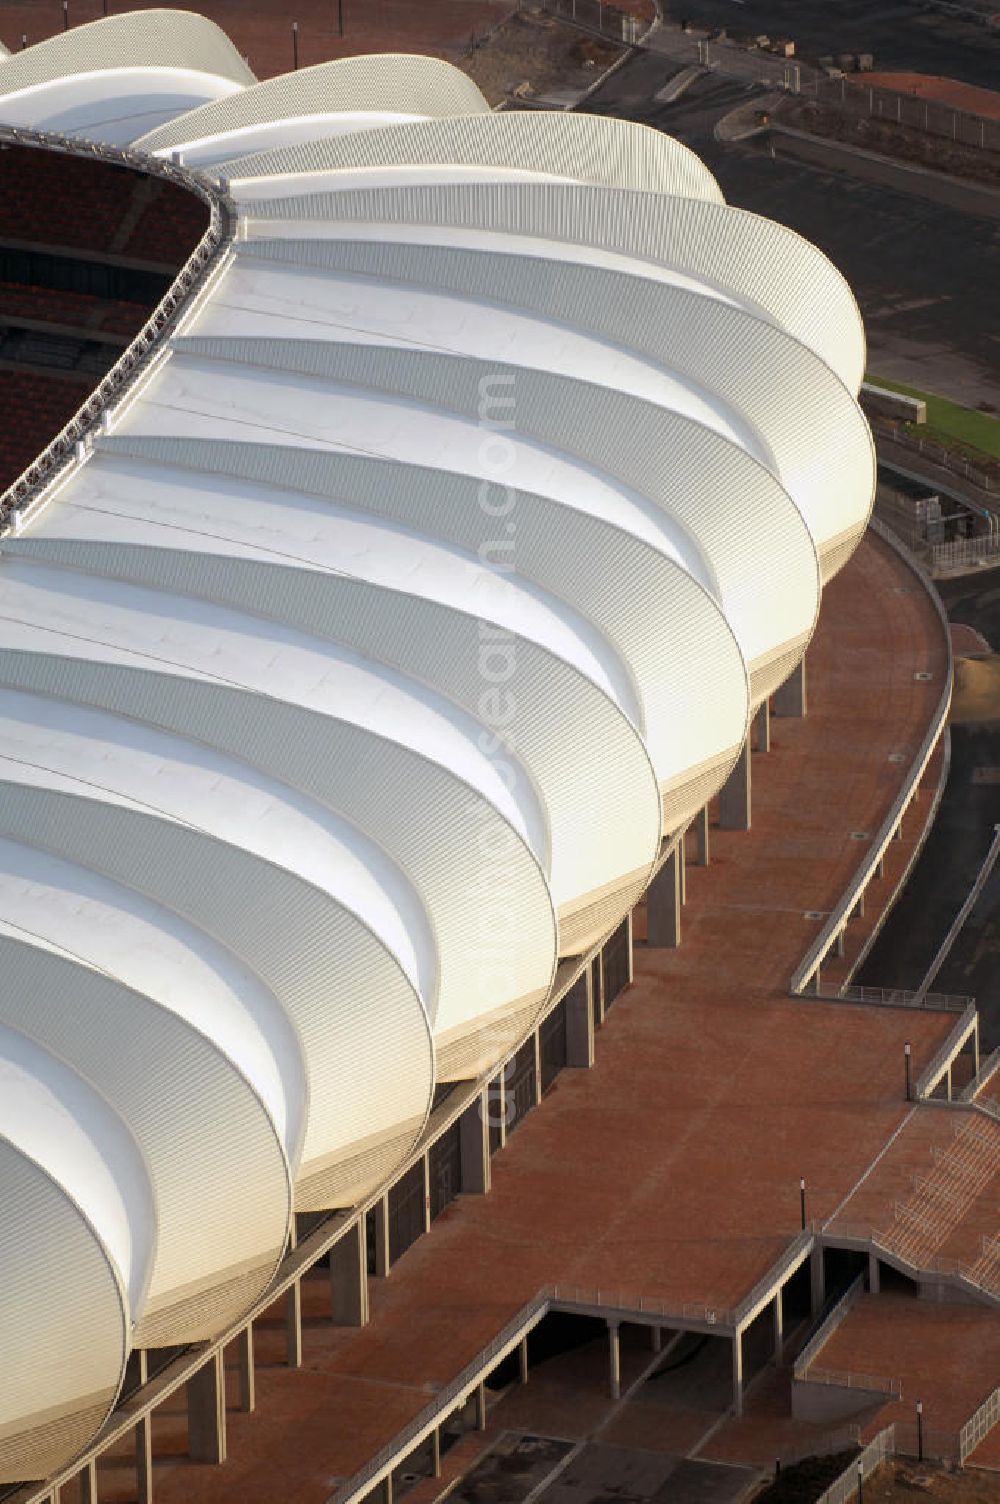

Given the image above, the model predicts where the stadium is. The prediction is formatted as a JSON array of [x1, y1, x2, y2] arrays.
[[0, 10, 995, 1504]]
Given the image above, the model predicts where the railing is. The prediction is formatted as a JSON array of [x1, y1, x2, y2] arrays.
[[0, 126, 234, 529], [803, 73, 1000, 155], [793, 1273, 866, 1382], [807, 985, 971, 1013], [814, 1426, 894, 1504], [547, 1282, 736, 1328], [960, 1384, 1000, 1463], [331, 1292, 551, 1504], [960, 1048, 1000, 1102], [734, 1230, 813, 1327], [790, 517, 954, 996], [932, 535, 1000, 571], [914, 1003, 979, 1098], [870, 416, 999, 494], [806, 1368, 901, 1398]]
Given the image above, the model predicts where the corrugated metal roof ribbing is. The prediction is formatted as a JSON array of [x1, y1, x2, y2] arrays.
[[0, 12, 872, 1483]]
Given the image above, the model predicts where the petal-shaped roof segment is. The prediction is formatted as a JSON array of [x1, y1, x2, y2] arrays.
[[0, 10, 254, 143], [0, 17, 874, 1484], [133, 54, 491, 165], [0, 1027, 134, 1482]]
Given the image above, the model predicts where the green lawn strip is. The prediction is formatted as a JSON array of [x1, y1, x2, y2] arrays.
[[866, 374, 1000, 464]]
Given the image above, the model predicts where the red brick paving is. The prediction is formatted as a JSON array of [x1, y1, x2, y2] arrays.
[[858, 74, 1000, 124], [1, 0, 652, 79], [74, 531, 999, 1504], [812, 1294, 1000, 1437]]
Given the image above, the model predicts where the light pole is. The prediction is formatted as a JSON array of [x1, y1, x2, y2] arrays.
[[62, 1, 69, 31], [292, 20, 299, 69], [799, 1177, 807, 1231], [338, 0, 344, 37], [904, 1041, 912, 1101]]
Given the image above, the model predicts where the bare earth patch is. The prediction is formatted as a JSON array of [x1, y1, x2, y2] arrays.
[[458, 10, 623, 108], [865, 1459, 1000, 1504]]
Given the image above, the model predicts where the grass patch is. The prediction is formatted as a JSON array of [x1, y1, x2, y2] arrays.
[[867, 375, 1000, 464]]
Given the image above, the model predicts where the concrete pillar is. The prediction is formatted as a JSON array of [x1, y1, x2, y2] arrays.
[[331, 1219, 370, 1326], [945, 1063, 953, 1102], [625, 911, 634, 985], [732, 1327, 744, 1417], [378, 1475, 394, 1504], [374, 1193, 391, 1278], [773, 1290, 784, 1367], [719, 740, 751, 831], [835, 928, 846, 959], [79, 1460, 98, 1504], [876, 854, 885, 879], [134, 1349, 152, 1504], [696, 804, 710, 867], [646, 844, 682, 948], [459, 1088, 491, 1193], [566, 971, 595, 1069], [773, 657, 807, 717], [973, 1018, 980, 1074], [475, 1381, 487, 1431], [868, 1253, 881, 1294], [533, 1029, 543, 1107], [518, 1336, 529, 1385], [608, 1321, 621, 1401], [853, 890, 865, 919], [421, 1152, 433, 1234], [187, 1349, 226, 1465], [286, 1277, 303, 1369], [894, 822, 904, 842], [237, 1323, 255, 1411], [431, 1428, 441, 1478], [755, 700, 770, 753], [136, 1409, 153, 1504], [592, 956, 605, 1030], [810, 1248, 825, 1318], [679, 834, 687, 904], [650, 1326, 662, 1354]]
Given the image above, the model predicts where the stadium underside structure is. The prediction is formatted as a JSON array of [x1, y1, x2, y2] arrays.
[[0, 10, 876, 1487]]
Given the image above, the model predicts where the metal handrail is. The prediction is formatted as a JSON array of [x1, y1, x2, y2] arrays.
[[793, 1272, 866, 1381], [547, 1282, 736, 1328], [0, 125, 234, 528], [734, 1229, 813, 1327], [960, 1384, 1000, 1463], [803, 984, 970, 1012], [914, 1003, 978, 1098], [791, 517, 954, 994]]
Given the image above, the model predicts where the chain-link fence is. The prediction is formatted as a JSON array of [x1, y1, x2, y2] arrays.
[[802, 73, 1000, 153], [520, 0, 651, 46]]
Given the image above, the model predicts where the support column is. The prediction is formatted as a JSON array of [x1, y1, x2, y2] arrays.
[[421, 1152, 432, 1234], [237, 1324, 255, 1412], [378, 1475, 394, 1504], [459, 1088, 491, 1193], [868, 1253, 881, 1294], [773, 657, 807, 717], [592, 956, 605, 1030], [876, 854, 885, 879], [835, 929, 846, 959], [696, 803, 710, 867], [945, 1063, 953, 1102], [608, 1321, 621, 1401], [79, 1460, 98, 1504], [331, 1219, 370, 1326], [374, 1193, 391, 1278], [475, 1381, 487, 1431], [566, 970, 595, 1069], [518, 1336, 529, 1385], [679, 835, 687, 905], [625, 910, 634, 985], [532, 1030, 543, 1107], [134, 1349, 152, 1504], [646, 845, 682, 948], [430, 1428, 441, 1479], [650, 1326, 662, 1354], [772, 1290, 784, 1367], [286, 1278, 303, 1369], [853, 891, 865, 919], [810, 1248, 825, 1319], [732, 1327, 744, 1417], [719, 741, 751, 831], [755, 700, 770, 753], [187, 1349, 226, 1465]]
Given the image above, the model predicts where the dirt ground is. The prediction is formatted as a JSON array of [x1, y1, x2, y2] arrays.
[[460, 10, 622, 108], [863, 1459, 1000, 1504], [777, 97, 1000, 191], [950, 655, 1000, 726]]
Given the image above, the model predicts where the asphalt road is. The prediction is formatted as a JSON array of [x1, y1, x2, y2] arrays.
[[857, 570, 1000, 1053], [585, 63, 1000, 403], [659, 0, 1000, 91]]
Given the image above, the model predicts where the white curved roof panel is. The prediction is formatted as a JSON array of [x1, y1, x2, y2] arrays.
[[0, 16, 873, 1484]]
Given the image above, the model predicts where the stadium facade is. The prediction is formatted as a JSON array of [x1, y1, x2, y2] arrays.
[[0, 10, 878, 1491]]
